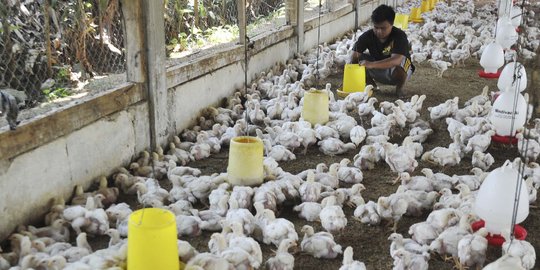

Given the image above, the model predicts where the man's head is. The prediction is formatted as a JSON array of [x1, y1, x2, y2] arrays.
[[371, 5, 395, 41]]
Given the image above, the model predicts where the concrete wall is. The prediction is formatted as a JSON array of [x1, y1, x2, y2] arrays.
[[0, 0, 400, 240], [0, 103, 150, 237]]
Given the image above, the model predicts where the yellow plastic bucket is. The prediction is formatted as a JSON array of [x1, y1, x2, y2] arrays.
[[410, 7, 423, 23], [394, 14, 409, 29], [128, 208, 179, 270], [421, 1, 429, 13], [341, 64, 366, 95], [227, 136, 264, 186], [302, 89, 329, 125]]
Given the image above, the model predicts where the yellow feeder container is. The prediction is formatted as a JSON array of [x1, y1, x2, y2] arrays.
[[227, 136, 264, 186], [128, 208, 179, 270], [421, 1, 429, 13], [394, 13, 409, 29], [302, 89, 329, 125], [410, 7, 423, 23], [337, 64, 367, 98], [429, 0, 436, 10]]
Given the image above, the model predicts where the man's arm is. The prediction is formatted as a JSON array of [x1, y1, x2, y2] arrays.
[[350, 51, 361, 64], [360, 53, 404, 69]]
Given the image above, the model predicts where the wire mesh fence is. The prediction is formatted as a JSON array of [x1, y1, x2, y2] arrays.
[[0, 0, 126, 106], [165, 0, 240, 58], [304, 0, 350, 21], [246, 0, 287, 38], [165, 0, 290, 58]]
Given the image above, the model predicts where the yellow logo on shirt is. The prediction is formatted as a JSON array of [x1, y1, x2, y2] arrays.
[[383, 41, 393, 56]]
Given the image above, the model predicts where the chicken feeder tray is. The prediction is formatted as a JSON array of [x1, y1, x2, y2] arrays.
[[472, 220, 527, 246], [227, 136, 264, 186]]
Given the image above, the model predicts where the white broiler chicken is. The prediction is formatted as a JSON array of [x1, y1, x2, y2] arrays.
[[353, 200, 381, 225], [300, 225, 343, 259], [265, 239, 296, 270], [428, 97, 459, 120], [421, 146, 461, 168], [319, 196, 347, 234], [299, 170, 324, 202], [429, 214, 475, 268], [457, 228, 489, 270], [339, 246, 367, 270], [377, 194, 408, 232], [357, 97, 378, 118], [428, 59, 452, 77], [502, 236, 536, 270], [228, 222, 263, 268], [314, 124, 340, 140], [349, 125, 367, 146], [384, 144, 418, 182], [471, 151, 495, 171], [261, 209, 298, 248], [465, 86, 490, 106], [409, 209, 459, 245], [392, 249, 429, 270], [388, 233, 429, 259], [337, 158, 363, 184], [516, 132, 540, 162], [482, 254, 526, 270], [465, 130, 495, 154], [318, 138, 356, 156], [293, 201, 323, 222]]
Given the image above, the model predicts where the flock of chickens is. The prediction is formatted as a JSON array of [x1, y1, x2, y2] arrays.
[[1, 0, 540, 269]]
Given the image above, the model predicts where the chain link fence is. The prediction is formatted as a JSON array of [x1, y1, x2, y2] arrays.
[[246, 0, 287, 38], [304, 0, 350, 21], [165, 0, 290, 58], [0, 0, 125, 106]]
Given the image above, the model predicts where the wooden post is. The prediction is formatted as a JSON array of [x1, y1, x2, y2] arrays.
[[296, 0, 304, 53], [121, 0, 169, 149], [121, 0, 145, 83], [354, 0, 361, 29], [286, 0, 297, 26], [237, 0, 246, 45]]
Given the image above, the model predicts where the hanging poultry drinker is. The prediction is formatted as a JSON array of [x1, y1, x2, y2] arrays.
[[420, 1, 430, 13], [409, 7, 423, 23], [128, 208, 180, 270], [473, 160, 529, 246], [227, 136, 264, 186], [428, 0, 436, 10], [302, 89, 329, 125], [338, 64, 367, 98], [478, 42, 504, 78], [394, 14, 409, 29]]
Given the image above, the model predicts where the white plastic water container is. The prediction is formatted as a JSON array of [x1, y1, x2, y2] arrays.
[[474, 160, 529, 235]]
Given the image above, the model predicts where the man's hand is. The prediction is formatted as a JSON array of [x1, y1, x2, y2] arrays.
[[359, 60, 372, 69]]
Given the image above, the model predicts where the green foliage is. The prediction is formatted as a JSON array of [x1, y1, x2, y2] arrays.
[[42, 67, 72, 100], [42, 87, 71, 100]]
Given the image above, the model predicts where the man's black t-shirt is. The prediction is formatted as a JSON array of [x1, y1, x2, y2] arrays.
[[352, 26, 411, 61]]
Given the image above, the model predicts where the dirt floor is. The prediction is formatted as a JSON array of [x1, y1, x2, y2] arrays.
[[159, 59, 537, 269], [2, 3, 539, 270]]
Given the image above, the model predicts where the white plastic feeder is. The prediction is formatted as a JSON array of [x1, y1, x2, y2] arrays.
[[489, 87, 527, 136], [510, 6, 522, 28], [495, 17, 518, 50], [474, 160, 529, 235], [497, 62, 527, 92], [480, 42, 505, 73]]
